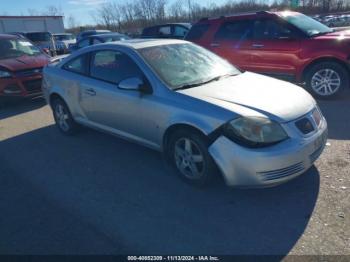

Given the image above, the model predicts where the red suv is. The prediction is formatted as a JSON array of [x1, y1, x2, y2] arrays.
[[186, 11, 350, 98], [0, 34, 50, 103]]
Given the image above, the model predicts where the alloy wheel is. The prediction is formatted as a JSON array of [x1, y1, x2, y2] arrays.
[[174, 137, 205, 179], [311, 68, 341, 96], [55, 103, 70, 132]]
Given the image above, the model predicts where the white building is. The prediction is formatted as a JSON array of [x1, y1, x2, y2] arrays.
[[0, 16, 64, 33]]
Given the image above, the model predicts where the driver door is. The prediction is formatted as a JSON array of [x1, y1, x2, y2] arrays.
[[78, 50, 159, 146], [248, 18, 302, 79]]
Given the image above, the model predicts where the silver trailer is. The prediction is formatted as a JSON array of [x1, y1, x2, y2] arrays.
[[0, 16, 64, 34]]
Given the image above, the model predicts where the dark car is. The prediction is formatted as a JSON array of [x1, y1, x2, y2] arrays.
[[0, 34, 50, 102], [186, 11, 350, 98], [141, 23, 191, 39], [76, 30, 111, 42], [69, 33, 130, 52]]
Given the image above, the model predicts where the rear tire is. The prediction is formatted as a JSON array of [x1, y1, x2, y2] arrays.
[[52, 98, 79, 135], [167, 130, 217, 186], [305, 62, 349, 99]]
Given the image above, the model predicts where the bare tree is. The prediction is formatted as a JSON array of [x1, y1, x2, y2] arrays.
[[27, 5, 63, 16], [66, 14, 78, 29], [169, 0, 187, 21], [90, 0, 350, 34], [43, 5, 64, 16]]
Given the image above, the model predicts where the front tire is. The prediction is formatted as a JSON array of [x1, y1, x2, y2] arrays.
[[167, 130, 216, 186], [52, 98, 79, 135], [305, 62, 349, 99]]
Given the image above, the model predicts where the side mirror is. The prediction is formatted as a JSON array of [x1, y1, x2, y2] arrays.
[[118, 77, 152, 94]]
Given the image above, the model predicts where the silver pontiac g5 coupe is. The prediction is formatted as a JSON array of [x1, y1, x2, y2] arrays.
[[42, 39, 328, 187]]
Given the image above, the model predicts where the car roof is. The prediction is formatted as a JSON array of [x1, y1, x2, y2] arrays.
[[0, 33, 19, 39], [99, 39, 187, 49], [25, 31, 51, 34], [144, 23, 191, 29], [81, 30, 110, 33], [197, 10, 301, 23], [89, 33, 125, 38], [53, 33, 72, 35]]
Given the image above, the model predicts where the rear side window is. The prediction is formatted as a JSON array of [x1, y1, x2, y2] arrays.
[[142, 26, 158, 36], [63, 54, 89, 75], [185, 24, 210, 40], [90, 50, 143, 84], [158, 26, 171, 36], [214, 20, 253, 40]]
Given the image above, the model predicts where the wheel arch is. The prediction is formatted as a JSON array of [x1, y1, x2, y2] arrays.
[[302, 57, 350, 82], [49, 93, 65, 108], [162, 123, 209, 153]]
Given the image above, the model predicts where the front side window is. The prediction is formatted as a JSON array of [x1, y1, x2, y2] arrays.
[[90, 50, 143, 84], [215, 20, 253, 40], [159, 26, 171, 36], [174, 26, 189, 37], [253, 19, 293, 39], [78, 39, 90, 48], [139, 43, 240, 89], [0, 38, 42, 59], [92, 38, 102, 44], [63, 54, 89, 75]]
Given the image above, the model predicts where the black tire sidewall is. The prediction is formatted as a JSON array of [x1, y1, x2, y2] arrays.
[[167, 130, 216, 186], [306, 62, 349, 99]]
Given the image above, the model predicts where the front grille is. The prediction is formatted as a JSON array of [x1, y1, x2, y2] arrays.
[[23, 79, 42, 93], [15, 68, 43, 77], [56, 43, 66, 50], [258, 162, 305, 181], [295, 118, 315, 134]]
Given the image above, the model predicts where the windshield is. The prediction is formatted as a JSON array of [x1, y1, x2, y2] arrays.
[[25, 32, 51, 42], [280, 12, 333, 36], [0, 38, 42, 59], [54, 34, 75, 41], [138, 43, 240, 89]]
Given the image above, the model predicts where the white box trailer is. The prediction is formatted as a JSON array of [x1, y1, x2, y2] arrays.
[[0, 16, 64, 33]]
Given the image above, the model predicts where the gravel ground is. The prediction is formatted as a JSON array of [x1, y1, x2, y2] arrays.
[[0, 93, 349, 256]]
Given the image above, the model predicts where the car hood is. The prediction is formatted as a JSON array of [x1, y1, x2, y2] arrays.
[[0, 54, 49, 71], [177, 72, 316, 122], [315, 29, 350, 40]]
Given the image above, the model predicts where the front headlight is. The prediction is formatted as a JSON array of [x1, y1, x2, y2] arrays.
[[0, 70, 11, 78], [223, 116, 288, 147]]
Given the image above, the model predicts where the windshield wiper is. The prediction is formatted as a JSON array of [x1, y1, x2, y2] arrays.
[[173, 73, 237, 91], [311, 31, 333, 37]]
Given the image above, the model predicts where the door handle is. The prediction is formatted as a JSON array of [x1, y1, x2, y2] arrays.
[[84, 88, 96, 96], [210, 43, 220, 47], [252, 44, 264, 48]]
